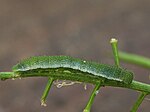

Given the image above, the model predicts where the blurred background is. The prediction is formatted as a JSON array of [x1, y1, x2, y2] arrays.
[[0, 0, 150, 112]]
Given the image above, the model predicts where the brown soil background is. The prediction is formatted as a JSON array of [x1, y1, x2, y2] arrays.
[[0, 0, 150, 112]]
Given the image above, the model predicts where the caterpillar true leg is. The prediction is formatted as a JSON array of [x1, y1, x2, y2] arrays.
[[41, 77, 54, 106], [83, 82, 102, 112]]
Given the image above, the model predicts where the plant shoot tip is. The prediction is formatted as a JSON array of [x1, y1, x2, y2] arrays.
[[110, 38, 118, 43]]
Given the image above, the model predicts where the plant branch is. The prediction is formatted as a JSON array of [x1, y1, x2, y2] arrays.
[[0, 72, 150, 94], [110, 38, 120, 67], [119, 52, 150, 69], [130, 92, 148, 112], [105, 80, 150, 93]]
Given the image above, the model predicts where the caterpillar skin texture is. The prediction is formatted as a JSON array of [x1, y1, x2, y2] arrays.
[[12, 56, 133, 85]]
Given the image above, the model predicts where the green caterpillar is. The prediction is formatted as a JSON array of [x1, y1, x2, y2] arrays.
[[13, 56, 133, 85]]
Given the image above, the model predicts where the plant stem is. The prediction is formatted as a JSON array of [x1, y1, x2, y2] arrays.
[[41, 77, 54, 106], [119, 52, 150, 69], [130, 92, 148, 112], [83, 83, 101, 112], [129, 81, 150, 93], [105, 80, 150, 93], [110, 38, 120, 67], [0, 72, 150, 94]]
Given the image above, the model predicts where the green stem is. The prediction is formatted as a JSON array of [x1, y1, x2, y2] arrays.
[[0, 72, 15, 80], [110, 38, 120, 67], [130, 92, 148, 112], [119, 52, 150, 69], [129, 81, 150, 93], [105, 80, 150, 93], [0, 73, 150, 94], [41, 77, 54, 106], [83, 83, 101, 112]]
